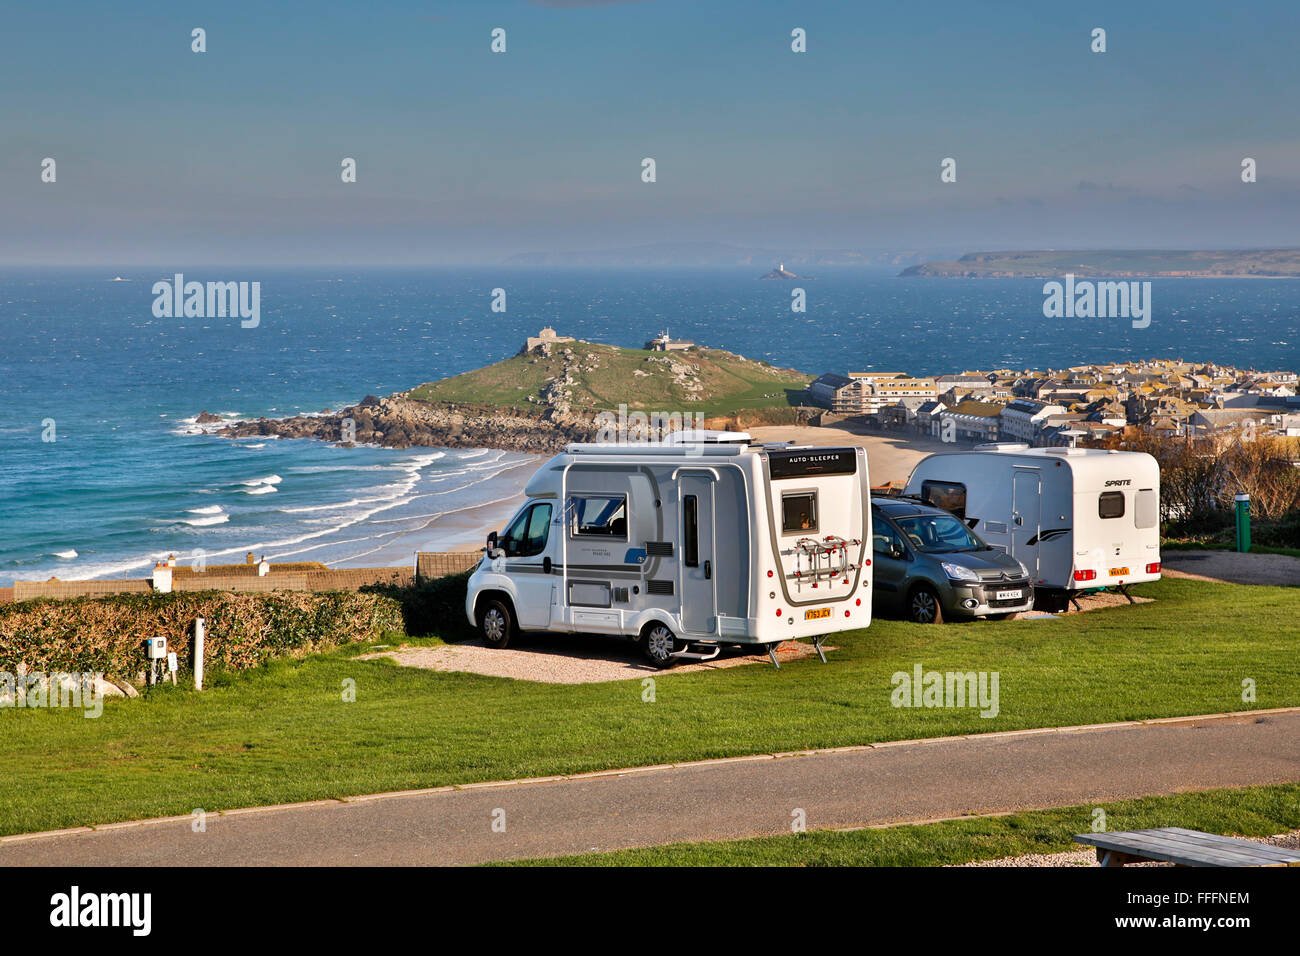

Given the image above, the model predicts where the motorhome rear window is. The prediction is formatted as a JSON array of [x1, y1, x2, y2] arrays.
[[781, 492, 818, 534], [1098, 491, 1125, 519], [768, 449, 856, 480], [920, 480, 967, 518], [568, 495, 628, 538], [1135, 488, 1158, 529]]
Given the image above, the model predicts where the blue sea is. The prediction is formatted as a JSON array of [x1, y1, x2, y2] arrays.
[[1, 267, 1296, 586]]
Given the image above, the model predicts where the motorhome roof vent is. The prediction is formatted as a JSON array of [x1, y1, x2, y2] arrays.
[[1044, 446, 1086, 456], [975, 442, 1030, 452], [664, 429, 751, 444]]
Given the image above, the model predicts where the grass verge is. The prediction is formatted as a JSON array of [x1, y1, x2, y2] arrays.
[[1, 576, 1297, 836], [502, 783, 1300, 866]]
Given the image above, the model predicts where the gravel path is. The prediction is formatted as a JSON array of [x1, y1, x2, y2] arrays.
[[958, 828, 1300, 867], [358, 636, 827, 683], [1163, 550, 1300, 587]]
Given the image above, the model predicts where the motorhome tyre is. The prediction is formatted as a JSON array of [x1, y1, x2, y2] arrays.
[[478, 596, 516, 649], [640, 622, 680, 669]]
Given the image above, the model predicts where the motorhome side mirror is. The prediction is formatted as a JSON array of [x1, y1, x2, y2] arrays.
[[486, 531, 498, 551]]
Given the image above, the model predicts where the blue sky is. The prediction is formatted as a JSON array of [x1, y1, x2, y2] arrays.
[[3, 0, 1298, 264]]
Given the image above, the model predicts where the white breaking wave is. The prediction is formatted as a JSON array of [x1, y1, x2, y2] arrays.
[[242, 474, 282, 486], [187, 505, 225, 515], [53, 549, 78, 559], [181, 514, 230, 526], [244, 485, 277, 495]]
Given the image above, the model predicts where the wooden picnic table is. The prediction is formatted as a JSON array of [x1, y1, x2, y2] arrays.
[[1074, 827, 1300, 867]]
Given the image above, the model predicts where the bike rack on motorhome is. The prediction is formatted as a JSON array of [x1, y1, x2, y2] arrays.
[[466, 432, 873, 667]]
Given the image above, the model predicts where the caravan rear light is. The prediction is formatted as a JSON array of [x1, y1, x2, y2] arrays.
[[1073, 569, 1096, 582], [844, 610, 850, 617], [776, 608, 782, 617], [864, 558, 871, 566], [1146, 562, 1161, 574], [767, 570, 774, 578], [855, 598, 861, 606]]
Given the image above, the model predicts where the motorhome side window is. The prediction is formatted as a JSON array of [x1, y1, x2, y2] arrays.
[[1135, 488, 1158, 529], [920, 480, 966, 518], [1098, 491, 1125, 519], [781, 492, 817, 534], [502, 503, 552, 557], [568, 494, 628, 538]]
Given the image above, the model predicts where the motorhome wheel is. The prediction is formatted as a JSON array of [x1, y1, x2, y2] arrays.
[[478, 598, 515, 649], [640, 623, 680, 669], [907, 585, 944, 625]]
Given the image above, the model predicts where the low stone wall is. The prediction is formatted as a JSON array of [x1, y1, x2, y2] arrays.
[[10, 555, 475, 603]]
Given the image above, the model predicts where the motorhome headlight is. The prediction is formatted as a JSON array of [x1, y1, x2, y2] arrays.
[[940, 561, 979, 583]]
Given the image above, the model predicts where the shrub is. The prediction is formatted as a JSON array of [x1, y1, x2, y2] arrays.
[[0, 589, 405, 678], [363, 572, 475, 641]]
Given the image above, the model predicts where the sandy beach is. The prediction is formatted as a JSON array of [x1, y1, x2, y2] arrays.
[[350, 426, 945, 569]]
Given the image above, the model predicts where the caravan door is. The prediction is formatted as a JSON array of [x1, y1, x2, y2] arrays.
[[1011, 469, 1041, 578], [679, 474, 717, 635]]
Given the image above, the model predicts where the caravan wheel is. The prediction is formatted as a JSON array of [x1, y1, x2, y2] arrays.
[[478, 598, 515, 649], [640, 623, 680, 669]]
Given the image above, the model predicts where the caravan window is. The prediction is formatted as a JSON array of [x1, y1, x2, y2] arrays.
[[1098, 491, 1125, 519], [501, 503, 552, 557], [568, 494, 628, 539], [1135, 488, 1158, 529], [920, 480, 967, 518], [781, 492, 818, 534]]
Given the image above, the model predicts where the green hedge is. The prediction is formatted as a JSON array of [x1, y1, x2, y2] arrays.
[[0, 589, 405, 677], [363, 572, 475, 641]]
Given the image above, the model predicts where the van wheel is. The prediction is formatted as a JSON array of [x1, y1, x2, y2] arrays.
[[907, 586, 944, 625], [478, 598, 515, 649], [641, 623, 679, 669]]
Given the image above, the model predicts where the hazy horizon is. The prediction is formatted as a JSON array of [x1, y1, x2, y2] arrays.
[[5, 0, 1299, 265]]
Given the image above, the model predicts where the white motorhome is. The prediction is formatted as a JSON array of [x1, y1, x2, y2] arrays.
[[465, 433, 872, 667], [903, 445, 1161, 603]]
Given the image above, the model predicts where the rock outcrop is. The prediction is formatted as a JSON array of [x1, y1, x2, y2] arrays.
[[218, 392, 599, 454]]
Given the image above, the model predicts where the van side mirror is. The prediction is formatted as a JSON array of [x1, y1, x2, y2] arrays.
[[889, 542, 905, 560], [486, 531, 498, 552]]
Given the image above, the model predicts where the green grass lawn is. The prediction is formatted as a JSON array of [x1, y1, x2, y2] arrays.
[[2, 576, 1297, 837], [505, 783, 1300, 866]]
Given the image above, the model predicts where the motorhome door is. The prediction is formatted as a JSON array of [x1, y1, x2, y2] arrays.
[[679, 474, 717, 635], [1011, 468, 1041, 577]]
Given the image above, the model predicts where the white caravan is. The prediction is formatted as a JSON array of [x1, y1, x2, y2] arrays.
[[903, 445, 1161, 603], [465, 433, 872, 667]]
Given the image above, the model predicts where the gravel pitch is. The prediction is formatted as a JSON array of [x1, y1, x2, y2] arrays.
[[358, 635, 829, 683]]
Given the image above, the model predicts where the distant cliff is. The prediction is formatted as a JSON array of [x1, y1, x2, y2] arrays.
[[901, 249, 1300, 278]]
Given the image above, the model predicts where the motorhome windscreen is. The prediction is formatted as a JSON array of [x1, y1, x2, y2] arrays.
[[781, 492, 818, 533], [568, 494, 628, 538], [920, 480, 966, 518], [502, 502, 552, 557], [768, 449, 856, 479]]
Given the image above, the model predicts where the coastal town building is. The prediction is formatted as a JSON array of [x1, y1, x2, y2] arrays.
[[523, 327, 575, 352], [812, 357, 1300, 447], [644, 329, 694, 351]]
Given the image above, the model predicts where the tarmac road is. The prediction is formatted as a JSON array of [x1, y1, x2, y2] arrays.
[[3, 709, 1298, 866]]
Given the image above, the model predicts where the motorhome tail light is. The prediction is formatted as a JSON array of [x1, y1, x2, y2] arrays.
[[844, 610, 850, 617], [1146, 562, 1161, 574], [864, 558, 871, 566], [1074, 569, 1097, 582], [855, 598, 861, 606], [776, 608, 782, 617], [767, 570, 773, 578]]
